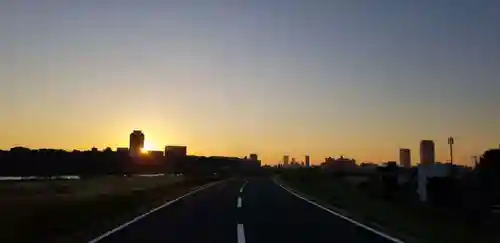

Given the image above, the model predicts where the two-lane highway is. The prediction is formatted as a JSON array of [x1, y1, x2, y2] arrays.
[[90, 178, 404, 243]]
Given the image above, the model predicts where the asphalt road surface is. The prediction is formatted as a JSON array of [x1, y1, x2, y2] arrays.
[[90, 178, 404, 243]]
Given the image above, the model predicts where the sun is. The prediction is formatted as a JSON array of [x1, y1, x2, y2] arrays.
[[141, 142, 155, 153]]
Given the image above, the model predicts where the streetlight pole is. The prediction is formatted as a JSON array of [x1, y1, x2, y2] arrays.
[[448, 136, 454, 165]]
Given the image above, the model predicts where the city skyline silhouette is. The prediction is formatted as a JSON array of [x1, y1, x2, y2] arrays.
[[2, 128, 495, 167]]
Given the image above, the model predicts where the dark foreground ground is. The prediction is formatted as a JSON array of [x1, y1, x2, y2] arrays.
[[92, 178, 400, 243], [0, 175, 215, 243], [282, 174, 498, 243]]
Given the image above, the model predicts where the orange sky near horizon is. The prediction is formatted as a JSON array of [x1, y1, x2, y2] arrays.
[[1, 120, 497, 167]]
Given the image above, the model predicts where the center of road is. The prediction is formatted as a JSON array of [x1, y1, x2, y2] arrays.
[[237, 197, 242, 208], [237, 224, 246, 243], [236, 180, 247, 243]]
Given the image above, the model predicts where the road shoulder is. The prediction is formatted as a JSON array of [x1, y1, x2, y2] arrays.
[[55, 179, 222, 243], [274, 176, 420, 243]]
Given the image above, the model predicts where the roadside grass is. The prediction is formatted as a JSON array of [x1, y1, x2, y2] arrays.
[[0, 175, 215, 243], [282, 176, 496, 243]]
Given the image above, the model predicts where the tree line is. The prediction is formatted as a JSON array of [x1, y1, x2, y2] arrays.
[[0, 147, 260, 177]]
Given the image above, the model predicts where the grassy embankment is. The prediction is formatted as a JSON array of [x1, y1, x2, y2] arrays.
[[0, 175, 217, 243], [281, 172, 496, 243]]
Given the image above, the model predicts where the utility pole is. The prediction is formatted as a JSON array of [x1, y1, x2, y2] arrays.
[[448, 136, 454, 177], [448, 136, 454, 165]]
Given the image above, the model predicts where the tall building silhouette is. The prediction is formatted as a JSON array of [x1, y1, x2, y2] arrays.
[[283, 155, 290, 166], [305, 155, 310, 167], [129, 130, 145, 157], [420, 140, 435, 165], [399, 148, 411, 168]]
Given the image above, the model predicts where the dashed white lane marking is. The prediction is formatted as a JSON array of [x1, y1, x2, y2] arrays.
[[239, 181, 248, 193], [237, 197, 242, 208], [88, 181, 222, 243], [276, 181, 406, 243], [237, 224, 246, 243]]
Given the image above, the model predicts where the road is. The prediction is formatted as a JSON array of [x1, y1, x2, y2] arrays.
[[89, 178, 404, 243]]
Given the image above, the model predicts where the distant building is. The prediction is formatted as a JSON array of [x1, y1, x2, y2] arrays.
[[129, 130, 145, 157], [321, 156, 357, 171], [149, 150, 164, 158], [305, 155, 310, 167], [117, 147, 129, 153], [165, 146, 187, 161], [249, 154, 258, 161], [399, 148, 411, 168], [417, 163, 451, 202], [285, 157, 301, 169], [283, 155, 290, 166], [420, 140, 435, 165], [359, 162, 378, 171]]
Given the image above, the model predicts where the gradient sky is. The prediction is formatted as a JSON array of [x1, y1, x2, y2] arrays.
[[1, 0, 499, 165]]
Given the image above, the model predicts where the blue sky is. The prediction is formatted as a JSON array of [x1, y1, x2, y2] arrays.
[[1, 0, 499, 164]]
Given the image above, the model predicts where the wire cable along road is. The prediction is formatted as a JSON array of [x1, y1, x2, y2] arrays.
[[89, 178, 404, 243]]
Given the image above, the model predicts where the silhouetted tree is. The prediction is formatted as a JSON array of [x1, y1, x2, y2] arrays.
[[0, 148, 130, 176], [0, 146, 257, 178], [449, 149, 500, 224], [475, 149, 500, 204]]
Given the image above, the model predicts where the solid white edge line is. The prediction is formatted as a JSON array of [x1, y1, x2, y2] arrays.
[[237, 197, 242, 208], [87, 180, 222, 243], [276, 181, 406, 243], [237, 224, 246, 243]]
